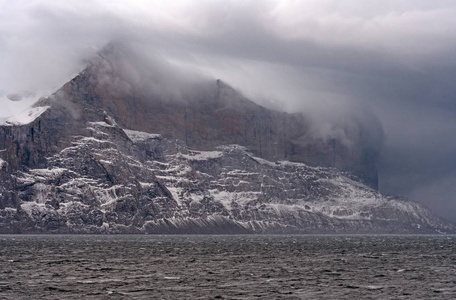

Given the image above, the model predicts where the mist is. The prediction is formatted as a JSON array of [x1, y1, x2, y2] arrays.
[[1, 0, 456, 221], [91, 42, 212, 102]]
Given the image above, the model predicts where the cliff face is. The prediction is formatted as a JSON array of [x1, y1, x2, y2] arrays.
[[0, 49, 451, 234], [52, 53, 380, 189]]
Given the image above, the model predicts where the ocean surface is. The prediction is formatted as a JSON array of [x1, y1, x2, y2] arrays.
[[0, 235, 455, 299]]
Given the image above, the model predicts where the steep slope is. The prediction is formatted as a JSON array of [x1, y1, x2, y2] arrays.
[[74, 44, 381, 188], [0, 46, 453, 233], [0, 118, 452, 233]]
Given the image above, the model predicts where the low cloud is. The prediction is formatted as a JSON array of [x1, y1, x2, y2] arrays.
[[90, 42, 210, 102], [1, 0, 456, 220]]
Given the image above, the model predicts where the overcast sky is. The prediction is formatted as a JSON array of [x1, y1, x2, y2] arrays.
[[1, 0, 456, 221]]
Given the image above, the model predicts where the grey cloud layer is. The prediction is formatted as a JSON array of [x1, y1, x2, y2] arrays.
[[1, 0, 455, 221]]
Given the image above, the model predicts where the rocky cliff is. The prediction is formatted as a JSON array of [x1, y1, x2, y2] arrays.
[[0, 46, 453, 233]]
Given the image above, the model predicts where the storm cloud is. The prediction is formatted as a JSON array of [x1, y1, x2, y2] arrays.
[[1, 0, 456, 221]]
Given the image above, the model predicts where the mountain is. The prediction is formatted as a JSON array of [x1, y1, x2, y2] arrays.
[[0, 45, 454, 233]]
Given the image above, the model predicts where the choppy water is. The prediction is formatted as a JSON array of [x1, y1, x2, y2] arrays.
[[0, 235, 455, 299]]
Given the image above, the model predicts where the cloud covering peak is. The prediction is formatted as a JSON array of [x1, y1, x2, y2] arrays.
[[1, 0, 456, 221]]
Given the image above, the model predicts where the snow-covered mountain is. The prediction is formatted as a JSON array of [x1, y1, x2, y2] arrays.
[[0, 46, 454, 233]]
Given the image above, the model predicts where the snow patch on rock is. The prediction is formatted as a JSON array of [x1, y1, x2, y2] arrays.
[[4, 105, 50, 125], [123, 129, 161, 142], [180, 150, 223, 161]]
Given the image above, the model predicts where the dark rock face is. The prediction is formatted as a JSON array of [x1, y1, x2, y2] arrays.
[[59, 58, 380, 189], [0, 50, 453, 233]]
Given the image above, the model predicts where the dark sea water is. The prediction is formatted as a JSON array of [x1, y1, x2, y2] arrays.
[[0, 235, 455, 299]]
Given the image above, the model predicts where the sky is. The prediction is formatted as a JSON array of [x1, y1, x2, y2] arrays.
[[1, 0, 456, 221]]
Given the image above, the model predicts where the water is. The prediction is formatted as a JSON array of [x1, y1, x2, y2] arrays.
[[0, 235, 455, 299]]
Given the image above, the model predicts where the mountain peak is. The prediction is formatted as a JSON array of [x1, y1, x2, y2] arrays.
[[1, 43, 448, 234]]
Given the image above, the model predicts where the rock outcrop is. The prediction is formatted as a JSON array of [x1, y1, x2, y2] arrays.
[[0, 46, 453, 233]]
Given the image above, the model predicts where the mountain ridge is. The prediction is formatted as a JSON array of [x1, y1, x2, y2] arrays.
[[0, 47, 453, 234]]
